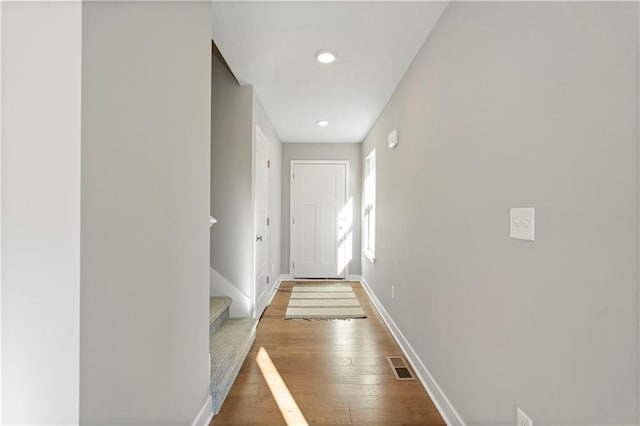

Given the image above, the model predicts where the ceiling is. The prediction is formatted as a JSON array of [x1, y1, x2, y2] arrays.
[[211, 2, 448, 143]]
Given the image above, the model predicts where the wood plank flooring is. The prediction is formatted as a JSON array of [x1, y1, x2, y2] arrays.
[[211, 281, 445, 426]]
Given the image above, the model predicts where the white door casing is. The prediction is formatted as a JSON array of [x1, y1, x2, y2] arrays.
[[253, 125, 269, 317], [0, 1, 3, 418], [290, 161, 348, 279]]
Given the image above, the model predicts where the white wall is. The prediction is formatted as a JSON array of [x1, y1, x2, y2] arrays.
[[1, 2, 82, 423], [210, 54, 254, 316], [362, 2, 639, 424], [80, 2, 212, 423], [210, 54, 283, 316], [281, 143, 362, 275]]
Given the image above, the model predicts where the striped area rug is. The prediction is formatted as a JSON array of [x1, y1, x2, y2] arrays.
[[284, 285, 367, 320]]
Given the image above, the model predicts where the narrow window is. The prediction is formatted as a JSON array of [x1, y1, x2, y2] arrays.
[[363, 149, 376, 262]]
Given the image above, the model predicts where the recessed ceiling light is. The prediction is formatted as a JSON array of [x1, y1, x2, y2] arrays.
[[315, 50, 337, 64], [317, 120, 329, 127]]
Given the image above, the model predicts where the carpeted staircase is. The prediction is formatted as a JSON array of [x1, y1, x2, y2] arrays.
[[209, 297, 257, 414]]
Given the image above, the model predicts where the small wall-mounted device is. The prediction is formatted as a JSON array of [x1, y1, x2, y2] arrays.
[[510, 208, 534, 241], [388, 129, 399, 149]]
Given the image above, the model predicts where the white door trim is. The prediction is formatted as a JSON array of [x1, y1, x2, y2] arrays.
[[0, 1, 4, 419], [289, 160, 350, 278], [637, 2, 640, 417]]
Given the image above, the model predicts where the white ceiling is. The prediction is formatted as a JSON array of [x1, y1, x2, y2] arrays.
[[211, 2, 448, 143]]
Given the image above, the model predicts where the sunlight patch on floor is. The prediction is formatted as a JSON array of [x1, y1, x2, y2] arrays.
[[256, 346, 309, 426]]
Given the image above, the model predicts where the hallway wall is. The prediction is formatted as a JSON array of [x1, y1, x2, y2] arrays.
[[1, 2, 82, 423], [210, 54, 283, 316], [362, 2, 639, 424], [281, 143, 362, 275], [210, 53, 254, 315], [80, 2, 212, 423]]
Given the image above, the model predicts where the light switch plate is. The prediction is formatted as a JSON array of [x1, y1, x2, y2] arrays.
[[510, 208, 535, 241]]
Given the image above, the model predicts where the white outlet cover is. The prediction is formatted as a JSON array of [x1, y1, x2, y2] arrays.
[[517, 407, 533, 426], [510, 207, 535, 241]]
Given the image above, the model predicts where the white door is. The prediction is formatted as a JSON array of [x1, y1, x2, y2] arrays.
[[254, 127, 269, 317], [291, 162, 347, 279]]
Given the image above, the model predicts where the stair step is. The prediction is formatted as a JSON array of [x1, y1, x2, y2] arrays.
[[209, 318, 258, 414], [209, 297, 232, 332]]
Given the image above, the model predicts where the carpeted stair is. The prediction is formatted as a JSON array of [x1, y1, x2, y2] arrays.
[[209, 297, 257, 415]]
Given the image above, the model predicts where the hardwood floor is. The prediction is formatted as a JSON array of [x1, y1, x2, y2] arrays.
[[211, 281, 445, 426]]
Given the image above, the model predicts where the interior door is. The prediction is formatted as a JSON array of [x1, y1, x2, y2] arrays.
[[291, 162, 347, 279], [254, 127, 269, 317]]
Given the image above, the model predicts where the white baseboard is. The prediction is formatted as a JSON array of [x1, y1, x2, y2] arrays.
[[281, 273, 364, 282], [265, 274, 286, 307], [191, 394, 213, 426], [358, 275, 465, 426], [283, 277, 352, 282]]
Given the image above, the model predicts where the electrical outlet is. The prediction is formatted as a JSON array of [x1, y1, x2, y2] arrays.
[[391, 285, 395, 299], [517, 407, 533, 426], [510, 208, 535, 241]]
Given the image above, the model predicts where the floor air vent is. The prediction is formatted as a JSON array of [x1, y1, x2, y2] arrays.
[[386, 356, 415, 381]]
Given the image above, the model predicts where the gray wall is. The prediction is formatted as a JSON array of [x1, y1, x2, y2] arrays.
[[210, 55, 283, 315], [210, 54, 254, 304], [362, 2, 639, 424], [1, 2, 82, 423], [80, 2, 212, 423], [282, 143, 362, 275]]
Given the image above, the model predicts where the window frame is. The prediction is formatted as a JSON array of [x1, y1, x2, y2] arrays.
[[363, 149, 376, 263]]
